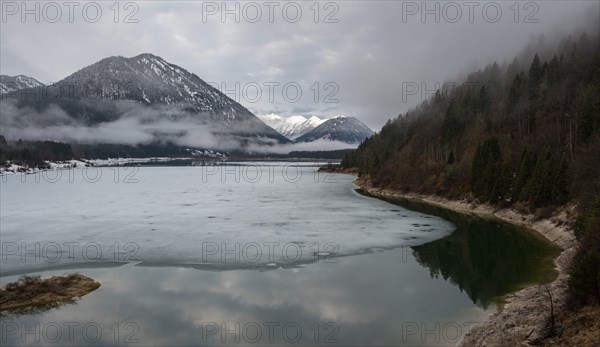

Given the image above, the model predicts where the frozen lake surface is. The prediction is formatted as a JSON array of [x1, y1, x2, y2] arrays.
[[0, 164, 454, 274]]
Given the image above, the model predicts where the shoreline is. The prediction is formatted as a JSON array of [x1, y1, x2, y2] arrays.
[[0, 157, 339, 176], [352, 175, 579, 346], [0, 157, 190, 175]]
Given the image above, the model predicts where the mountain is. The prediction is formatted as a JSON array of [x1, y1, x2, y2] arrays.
[[0, 75, 44, 94], [1, 53, 289, 146], [295, 116, 374, 144], [258, 114, 324, 139]]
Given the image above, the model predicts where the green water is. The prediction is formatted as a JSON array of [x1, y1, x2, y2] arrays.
[[359, 189, 561, 309]]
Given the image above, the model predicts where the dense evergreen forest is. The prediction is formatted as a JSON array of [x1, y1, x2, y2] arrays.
[[341, 33, 600, 306], [0, 137, 193, 167]]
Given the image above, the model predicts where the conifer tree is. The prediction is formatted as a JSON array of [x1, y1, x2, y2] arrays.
[[529, 54, 543, 101]]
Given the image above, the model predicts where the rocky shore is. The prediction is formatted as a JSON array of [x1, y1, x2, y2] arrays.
[[350, 176, 597, 346]]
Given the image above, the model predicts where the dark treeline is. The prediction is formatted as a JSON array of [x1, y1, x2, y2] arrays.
[[0, 136, 75, 168], [341, 32, 600, 306], [0, 138, 193, 167], [0, 137, 350, 166], [287, 149, 353, 159]]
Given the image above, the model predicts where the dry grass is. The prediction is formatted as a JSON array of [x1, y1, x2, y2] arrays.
[[0, 273, 100, 313], [540, 305, 600, 347]]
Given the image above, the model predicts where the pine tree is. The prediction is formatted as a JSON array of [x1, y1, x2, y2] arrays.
[[529, 54, 543, 101], [513, 149, 535, 202], [478, 86, 490, 114], [548, 55, 561, 85], [442, 100, 463, 142], [506, 72, 524, 113], [434, 90, 442, 104], [551, 156, 569, 205], [471, 137, 503, 201], [447, 151, 455, 165], [578, 83, 600, 143]]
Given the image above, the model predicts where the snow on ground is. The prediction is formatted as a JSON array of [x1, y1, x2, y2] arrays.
[[0, 158, 188, 175]]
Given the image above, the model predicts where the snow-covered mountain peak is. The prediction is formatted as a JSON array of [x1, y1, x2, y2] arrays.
[[306, 116, 325, 126], [0, 74, 44, 94], [50, 53, 260, 121], [258, 114, 326, 139], [295, 116, 374, 144]]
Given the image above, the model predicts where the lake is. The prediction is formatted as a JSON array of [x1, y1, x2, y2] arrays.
[[0, 163, 558, 346]]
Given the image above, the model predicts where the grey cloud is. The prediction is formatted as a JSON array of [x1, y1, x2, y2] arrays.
[[0, 99, 357, 153], [1, 1, 598, 131], [0, 100, 245, 149]]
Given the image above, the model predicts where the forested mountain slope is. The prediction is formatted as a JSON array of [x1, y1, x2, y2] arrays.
[[341, 32, 600, 305], [343, 33, 599, 209]]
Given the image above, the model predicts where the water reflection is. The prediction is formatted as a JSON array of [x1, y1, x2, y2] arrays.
[[0, 301, 76, 318], [366, 192, 561, 309], [0, 250, 491, 346], [0, 209, 559, 347]]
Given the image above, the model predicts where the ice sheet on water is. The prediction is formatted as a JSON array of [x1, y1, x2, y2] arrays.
[[0, 164, 455, 273]]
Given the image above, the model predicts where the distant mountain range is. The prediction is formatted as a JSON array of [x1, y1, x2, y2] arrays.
[[1, 54, 373, 151], [295, 116, 374, 144], [0, 75, 44, 94], [258, 114, 325, 140], [259, 114, 374, 144]]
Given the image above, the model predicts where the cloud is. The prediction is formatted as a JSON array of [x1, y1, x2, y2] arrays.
[[247, 139, 357, 155], [0, 99, 359, 153], [1, 1, 598, 131], [0, 100, 247, 149]]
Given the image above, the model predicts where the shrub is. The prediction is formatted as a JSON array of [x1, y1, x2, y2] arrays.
[[569, 194, 600, 305]]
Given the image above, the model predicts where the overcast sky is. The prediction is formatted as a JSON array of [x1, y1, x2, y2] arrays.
[[1, 0, 598, 130]]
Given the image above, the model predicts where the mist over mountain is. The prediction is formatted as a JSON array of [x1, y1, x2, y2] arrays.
[[342, 30, 600, 208], [0, 75, 44, 94], [0, 54, 289, 150], [296, 116, 374, 144]]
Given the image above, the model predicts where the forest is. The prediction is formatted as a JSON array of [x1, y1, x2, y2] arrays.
[[341, 32, 600, 306], [0, 137, 193, 168], [0, 137, 350, 167]]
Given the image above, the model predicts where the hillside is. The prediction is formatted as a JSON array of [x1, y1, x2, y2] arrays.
[[0, 54, 289, 146], [343, 33, 599, 208], [341, 31, 600, 316]]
